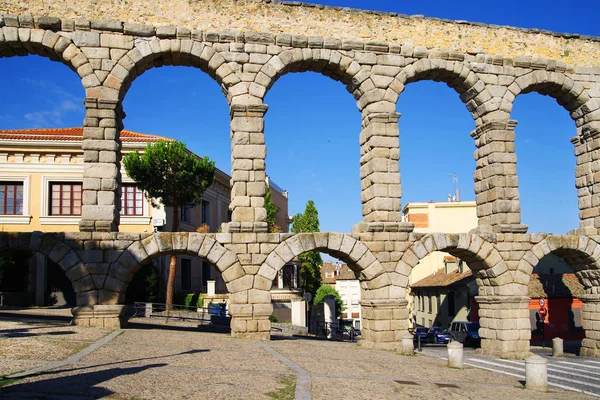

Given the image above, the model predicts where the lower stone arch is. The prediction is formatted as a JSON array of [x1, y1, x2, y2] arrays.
[[399, 233, 531, 358], [398, 233, 510, 295], [0, 232, 88, 306], [249, 233, 408, 348], [258, 232, 390, 292], [519, 235, 600, 356], [107, 232, 243, 305]]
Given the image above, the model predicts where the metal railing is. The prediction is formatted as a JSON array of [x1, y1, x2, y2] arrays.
[[131, 302, 229, 324], [315, 321, 357, 342]]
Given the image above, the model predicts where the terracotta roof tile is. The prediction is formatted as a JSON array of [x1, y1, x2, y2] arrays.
[[411, 267, 473, 288], [528, 273, 584, 298], [0, 127, 170, 143]]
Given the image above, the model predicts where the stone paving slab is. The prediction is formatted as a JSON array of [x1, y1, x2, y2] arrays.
[[0, 320, 595, 399]]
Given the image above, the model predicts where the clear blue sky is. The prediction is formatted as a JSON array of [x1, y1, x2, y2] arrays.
[[1, 0, 598, 235]]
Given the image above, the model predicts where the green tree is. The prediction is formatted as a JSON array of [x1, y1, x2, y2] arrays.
[[123, 140, 215, 309], [314, 285, 344, 316], [292, 200, 322, 297], [264, 183, 279, 232]]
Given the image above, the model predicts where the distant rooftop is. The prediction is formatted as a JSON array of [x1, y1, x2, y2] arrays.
[[0, 127, 168, 143]]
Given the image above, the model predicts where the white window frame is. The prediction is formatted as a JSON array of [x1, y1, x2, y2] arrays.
[[0, 174, 31, 224], [40, 175, 82, 225], [120, 177, 151, 225]]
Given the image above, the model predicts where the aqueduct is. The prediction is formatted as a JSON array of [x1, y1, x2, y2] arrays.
[[1, 0, 600, 358]]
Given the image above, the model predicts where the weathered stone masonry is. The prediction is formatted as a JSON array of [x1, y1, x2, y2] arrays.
[[1, 0, 600, 358]]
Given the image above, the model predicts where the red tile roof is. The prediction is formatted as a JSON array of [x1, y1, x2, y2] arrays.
[[0, 127, 169, 143], [411, 267, 473, 288]]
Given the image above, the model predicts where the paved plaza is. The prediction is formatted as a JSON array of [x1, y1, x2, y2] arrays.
[[0, 315, 594, 399]]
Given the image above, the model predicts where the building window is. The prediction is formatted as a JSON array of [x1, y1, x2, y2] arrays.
[[0, 182, 23, 215], [50, 183, 82, 215], [201, 200, 210, 224], [181, 205, 193, 224], [121, 184, 143, 216], [180, 258, 192, 291], [436, 294, 441, 313], [428, 295, 432, 314]]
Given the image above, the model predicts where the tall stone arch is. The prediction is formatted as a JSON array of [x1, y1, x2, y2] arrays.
[[500, 72, 600, 234], [395, 58, 489, 121], [0, 26, 92, 81], [398, 232, 530, 358], [374, 59, 490, 232]]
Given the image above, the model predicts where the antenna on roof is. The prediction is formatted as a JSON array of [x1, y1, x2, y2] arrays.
[[448, 172, 460, 202]]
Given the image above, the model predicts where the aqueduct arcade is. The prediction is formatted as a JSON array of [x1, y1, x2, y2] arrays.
[[1, 0, 600, 358]]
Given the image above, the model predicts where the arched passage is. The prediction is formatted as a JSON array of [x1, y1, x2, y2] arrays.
[[393, 59, 486, 230], [258, 49, 387, 228], [519, 235, 600, 356], [504, 71, 599, 234], [0, 232, 88, 306], [110, 232, 242, 305], [398, 233, 530, 358], [253, 233, 407, 349]]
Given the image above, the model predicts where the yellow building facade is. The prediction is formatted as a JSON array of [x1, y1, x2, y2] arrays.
[[0, 127, 289, 305]]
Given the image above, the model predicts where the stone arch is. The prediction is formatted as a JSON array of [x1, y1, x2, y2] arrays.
[[0, 27, 93, 83], [107, 232, 242, 303], [105, 38, 241, 103], [258, 232, 392, 298], [0, 232, 90, 303], [518, 235, 600, 289], [393, 58, 488, 120], [505, 71, 595, 128], [398, 233, 513, 296], [255, 48, 373, 111]]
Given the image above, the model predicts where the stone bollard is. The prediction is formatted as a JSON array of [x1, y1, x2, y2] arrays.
[[525, 354, 548, 392], [401, 332, 415, 355], [552, 337, 564, 357], [447, 341, 464, 369]]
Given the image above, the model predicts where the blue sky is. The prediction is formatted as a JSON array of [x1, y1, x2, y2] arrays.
[[1, 1, 598, 235]]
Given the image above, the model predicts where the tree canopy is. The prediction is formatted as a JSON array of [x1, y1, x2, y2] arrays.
[[123, 140, 216, 212], [123, 139, 216, 308], [292, 200, 322, 297], [264, 183, 279, 232]]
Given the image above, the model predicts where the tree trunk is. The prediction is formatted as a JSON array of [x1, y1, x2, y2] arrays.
[[165, 204, 180, 311]]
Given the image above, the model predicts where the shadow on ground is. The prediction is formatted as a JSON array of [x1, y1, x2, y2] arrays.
[[1, 363, 168, 398]]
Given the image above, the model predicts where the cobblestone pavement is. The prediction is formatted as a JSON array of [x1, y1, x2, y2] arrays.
[[0, 318, 596, 399]]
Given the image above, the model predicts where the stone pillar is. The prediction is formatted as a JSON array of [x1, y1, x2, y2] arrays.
[[570, 129, 600, 235], [80, 98, 123, 232], [580, 294, 600, 357], [471, 120, 527, 234], [226, 104, 268, 233], [72, 305, 126, 328], [229, 295, 272, 341], [355, 112, 413, 233], [476, 295, 531, 359], [360, 299, 409, 350]]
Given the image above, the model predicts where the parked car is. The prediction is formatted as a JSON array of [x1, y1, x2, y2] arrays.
[[426, 327, 451, 344], [449, 321, 480, 347], [413, 327, 428, 343]]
